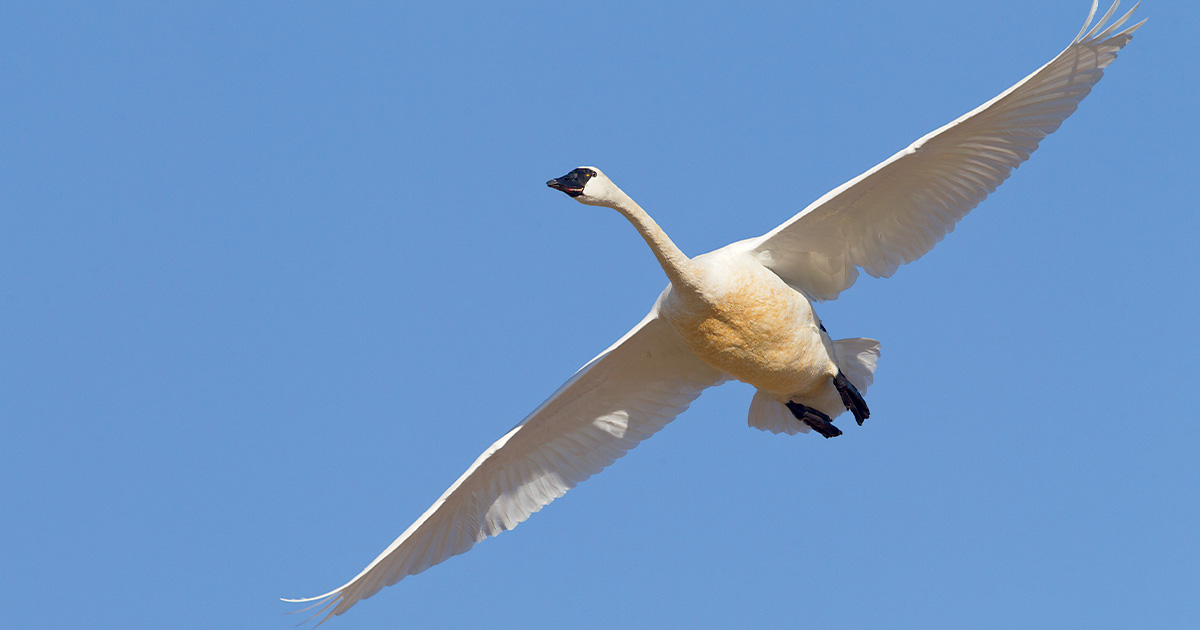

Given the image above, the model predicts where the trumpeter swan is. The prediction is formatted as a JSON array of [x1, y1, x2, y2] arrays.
[[286, 1, 1143, 623]]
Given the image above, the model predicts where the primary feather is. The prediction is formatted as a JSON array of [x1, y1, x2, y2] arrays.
[[285, 312, 723, 622], [752, 1, 1144, 300]]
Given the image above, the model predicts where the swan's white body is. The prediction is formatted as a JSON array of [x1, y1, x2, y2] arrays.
[[659, 245, 846, 417], [287, 2, 1143, 623]]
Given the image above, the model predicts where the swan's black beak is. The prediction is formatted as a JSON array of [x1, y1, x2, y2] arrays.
[[546, 178, 579, 196], [546, 168, 595, 198]]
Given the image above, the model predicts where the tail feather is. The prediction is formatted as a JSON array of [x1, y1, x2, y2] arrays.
[[748, 389, 810, 435], [833, 338, 880, 393]]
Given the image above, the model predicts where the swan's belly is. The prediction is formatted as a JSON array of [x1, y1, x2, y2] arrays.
[[661, 271, 837, 398]]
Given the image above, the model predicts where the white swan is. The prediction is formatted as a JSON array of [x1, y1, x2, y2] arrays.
[[287, 1, 1143, 623]]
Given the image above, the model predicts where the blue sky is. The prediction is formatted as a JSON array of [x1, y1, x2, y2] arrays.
[[3, 1, 1196, 628]]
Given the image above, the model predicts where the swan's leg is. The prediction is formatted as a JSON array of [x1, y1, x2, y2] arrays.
[[818, 318, 870, 425], [785, 401, 842, 438], [834, 372, 870, 426]]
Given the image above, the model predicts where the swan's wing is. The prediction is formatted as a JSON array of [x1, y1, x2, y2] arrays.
[[284, 310, 723, 624], [750, 1, 1143, 301]]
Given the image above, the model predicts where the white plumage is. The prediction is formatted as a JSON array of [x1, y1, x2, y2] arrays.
[[291, 313, 724, 620], [286, 2, 1142, 623], [752, 0, 1144, 300]]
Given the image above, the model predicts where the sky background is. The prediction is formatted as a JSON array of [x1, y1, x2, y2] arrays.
[[3, 1, 1197, 628]]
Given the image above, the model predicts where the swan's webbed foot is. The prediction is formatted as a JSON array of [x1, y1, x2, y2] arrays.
[[834, 372, 870, 426], [785, 401, 842, 438]]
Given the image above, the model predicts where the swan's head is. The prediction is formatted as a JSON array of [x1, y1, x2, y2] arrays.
[[546, 167, 623, 207]]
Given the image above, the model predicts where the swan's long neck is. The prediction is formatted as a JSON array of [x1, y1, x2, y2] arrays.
[[606, 191, 700, 292]]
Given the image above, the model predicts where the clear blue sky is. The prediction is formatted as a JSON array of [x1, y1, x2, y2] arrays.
[[3, 2, 1196, 628]]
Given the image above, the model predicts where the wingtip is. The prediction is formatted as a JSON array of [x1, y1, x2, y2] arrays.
[[1074, 0, 1145, 45], [282, 592, 343, 627], [1075, 0, 1101, 43], [1082, 0, 1121, 42], [280, 592, 336, 605], [1125, 16, 1148, 37]]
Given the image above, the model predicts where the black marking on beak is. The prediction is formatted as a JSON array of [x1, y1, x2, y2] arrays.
[[546, 168, 596, 197]]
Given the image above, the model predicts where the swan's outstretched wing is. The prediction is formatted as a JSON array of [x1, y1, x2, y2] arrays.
[[285, 311, 723, 624], [750, 0, 1143, 301]]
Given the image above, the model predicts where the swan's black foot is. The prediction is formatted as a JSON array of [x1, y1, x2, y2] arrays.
[[834, 372, 870, 426], [785, 401, 842, 438]]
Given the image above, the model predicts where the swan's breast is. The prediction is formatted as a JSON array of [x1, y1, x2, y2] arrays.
[[661, 255, 836, 396]]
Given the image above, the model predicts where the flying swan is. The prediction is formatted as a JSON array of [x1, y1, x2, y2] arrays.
[[287, 1, 1143, 623]]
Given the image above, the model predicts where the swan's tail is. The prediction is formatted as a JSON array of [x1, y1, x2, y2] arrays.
[[832, 337, 881, 394], [747, 338, 881, 436]]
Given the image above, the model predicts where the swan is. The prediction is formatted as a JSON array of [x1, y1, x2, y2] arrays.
[[286, 1, 1142, 623]]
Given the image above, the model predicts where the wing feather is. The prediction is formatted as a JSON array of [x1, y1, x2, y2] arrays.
[[751, 0, 1143, 300], [284, 311, 723, 624]]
